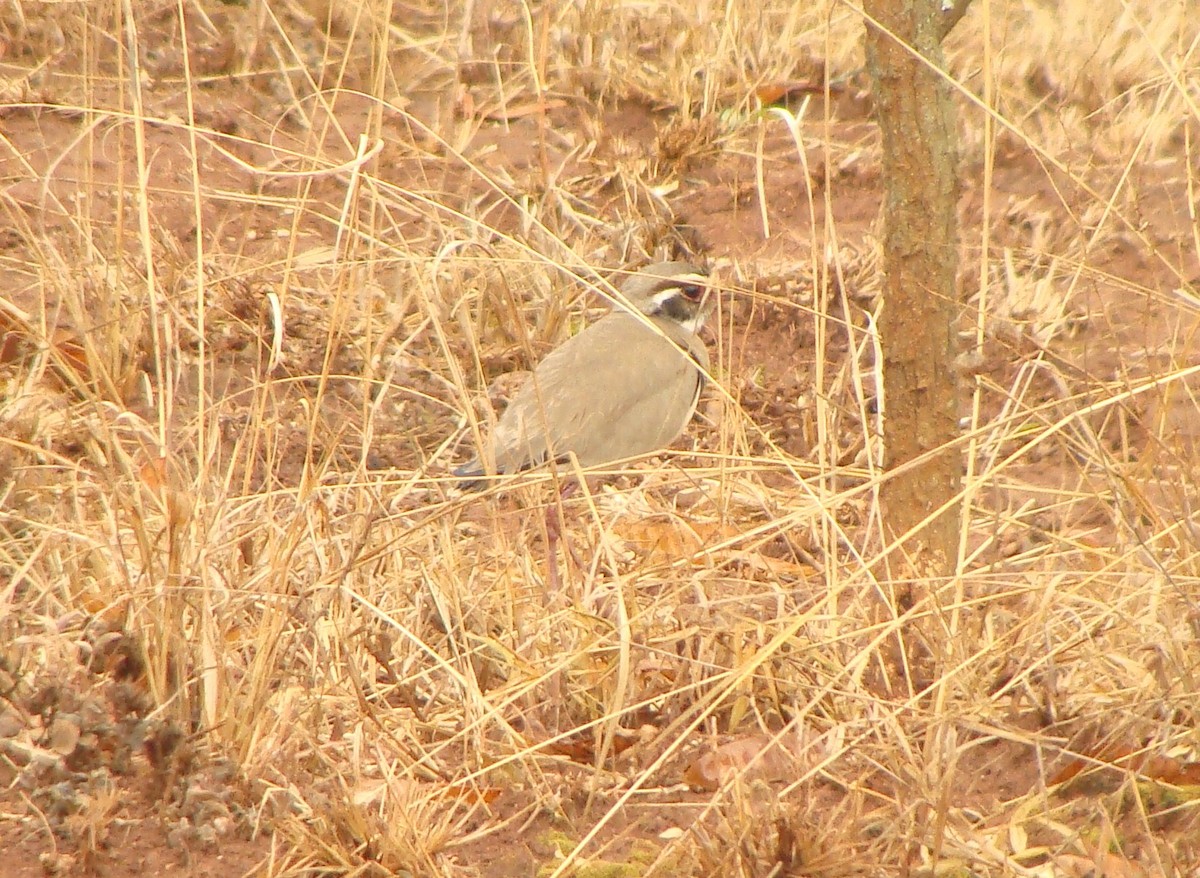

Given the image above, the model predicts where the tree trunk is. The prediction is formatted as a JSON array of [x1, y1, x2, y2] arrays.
[[862, 0, 964, 583]]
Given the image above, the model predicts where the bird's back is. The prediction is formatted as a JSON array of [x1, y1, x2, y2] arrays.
[[486, 311, 708, 473]]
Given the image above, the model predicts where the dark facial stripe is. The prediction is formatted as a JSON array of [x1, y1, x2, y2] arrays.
[[644, 275, 708, 322], [653, 289, 701, 324]]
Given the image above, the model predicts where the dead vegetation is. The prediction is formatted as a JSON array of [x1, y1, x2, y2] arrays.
[[1, 1, 1199, 876]]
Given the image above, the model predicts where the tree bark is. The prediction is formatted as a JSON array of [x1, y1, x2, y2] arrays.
[[862, 0, 964, 580]]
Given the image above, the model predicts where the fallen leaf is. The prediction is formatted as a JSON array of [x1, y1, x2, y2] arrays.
[[754, 80, 826, 106], [684, 723, 827, 791], [481, 98, 568, 122], [0, 297, 93, 387], [543, 726, 641, 763], [1054, 852, 1147, 878], [1052, 742, 1200, 787], [615, 518, 741, 564], [443, 783, 502, 805]]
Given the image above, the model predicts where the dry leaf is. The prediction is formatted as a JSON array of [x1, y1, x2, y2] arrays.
[[615, 518, 740, 564], [1052, 742, 1200, 787], [684, 724, 826, 792], [754, 80, 825, 106], [350, 778, 500, 807], [0, 297, 93, 386], [442, 783, 502, 805], [138, 456, 168, 494], [543, 726, 642, 764], [1054, 852, 1147, 878], [481, 98, 567, 122]]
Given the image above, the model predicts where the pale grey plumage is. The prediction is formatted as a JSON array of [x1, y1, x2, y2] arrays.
[[455, 261, 711, 484]]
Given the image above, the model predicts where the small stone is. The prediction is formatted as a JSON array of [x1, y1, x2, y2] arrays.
[[0, 708, 23, 738]]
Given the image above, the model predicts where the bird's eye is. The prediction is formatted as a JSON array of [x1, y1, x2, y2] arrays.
[[679, 283, 705, 301]]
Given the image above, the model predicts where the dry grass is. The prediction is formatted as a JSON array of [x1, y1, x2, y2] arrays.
[[2, 0, 1199, 876]]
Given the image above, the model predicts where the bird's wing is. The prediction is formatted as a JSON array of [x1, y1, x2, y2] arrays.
[[490, 314, 706, 469]]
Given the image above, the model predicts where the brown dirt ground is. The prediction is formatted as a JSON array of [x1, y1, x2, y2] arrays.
[[2, 8, 1199, 878]]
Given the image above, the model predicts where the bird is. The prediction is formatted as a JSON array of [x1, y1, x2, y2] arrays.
[[454, 260, 713, 487]]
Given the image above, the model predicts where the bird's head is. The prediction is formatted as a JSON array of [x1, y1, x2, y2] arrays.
[[617, 261, 712, 334]]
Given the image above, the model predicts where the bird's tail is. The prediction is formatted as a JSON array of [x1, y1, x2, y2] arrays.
[[452, 461, 488, 491]]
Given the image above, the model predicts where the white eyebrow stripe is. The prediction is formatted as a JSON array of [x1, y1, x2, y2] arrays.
[[645, 289, 679, 310], [644, 274, 710, 311], [665, 273, 710, 289]]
